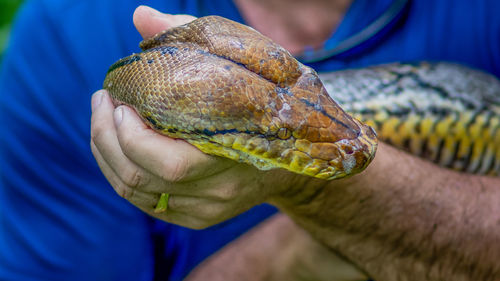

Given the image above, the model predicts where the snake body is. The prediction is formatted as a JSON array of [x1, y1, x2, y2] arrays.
[[320, 63, 500, 175], [104, 16, 500, 179]]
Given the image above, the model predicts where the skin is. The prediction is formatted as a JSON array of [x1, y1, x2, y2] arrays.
[[185, 214, 369, 281], [233, 0, 351, 54], [91, 4, 500, 281]]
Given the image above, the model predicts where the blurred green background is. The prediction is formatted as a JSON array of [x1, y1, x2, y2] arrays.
[[0, 0, 24, 60]]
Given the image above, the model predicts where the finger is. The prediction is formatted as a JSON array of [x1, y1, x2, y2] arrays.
[[164, 162, 274, 205], [90, 90, 152, 189], [92, 146, 247, 230], [88, 152, 235, 230], [141, 205, 214, 230], [91, 140, 157, 206], [114, 105, 234, 183], [172, 195, 258, 227], [166, 194, 229, 220], [88, 157, 202, 228], [138, 198, 229, 230], [133, 5, 197, 39], [91, 130, 172, 195], [91, 139, 128, 197]]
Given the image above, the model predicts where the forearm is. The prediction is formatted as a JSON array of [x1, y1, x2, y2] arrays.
[[185, 214, 294, 281], [270, 143, 500, 281], [185, 214, 368, 281]]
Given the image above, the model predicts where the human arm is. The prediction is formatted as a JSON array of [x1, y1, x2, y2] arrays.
[[270, 143, 500, 281], [92, 94, 500, 280], [91, 7, 500, 281], [185, 213, 369, 281]]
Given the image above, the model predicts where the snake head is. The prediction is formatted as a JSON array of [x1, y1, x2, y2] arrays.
[[104, 15, 378, 180]]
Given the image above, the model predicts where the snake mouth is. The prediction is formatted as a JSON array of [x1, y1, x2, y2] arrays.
[[138, 110, 377, 180], [194, 129, 376, 180]]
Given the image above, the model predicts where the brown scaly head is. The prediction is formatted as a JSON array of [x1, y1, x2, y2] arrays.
[[103, 16, 378, 180]]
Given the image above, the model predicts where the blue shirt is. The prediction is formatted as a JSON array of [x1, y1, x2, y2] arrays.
[[0, 0, 498, 280]]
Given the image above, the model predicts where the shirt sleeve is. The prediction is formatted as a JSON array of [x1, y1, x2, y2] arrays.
[[0, 1, 156, 280], [484, 0, 500, 76], [0, 1, 279, 281]]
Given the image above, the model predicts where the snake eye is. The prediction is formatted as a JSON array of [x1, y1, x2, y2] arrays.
[[277, 127, 291, 139]]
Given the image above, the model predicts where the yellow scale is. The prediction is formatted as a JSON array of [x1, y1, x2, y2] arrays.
[[320, 62, 500, 175]]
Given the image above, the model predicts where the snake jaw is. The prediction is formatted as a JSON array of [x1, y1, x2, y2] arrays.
[[104, 15, 378, 180], [133, 112, 377, 180]]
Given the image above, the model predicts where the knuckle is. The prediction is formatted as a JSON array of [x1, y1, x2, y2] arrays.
[[121, 168, 148, 189], [90, 122, 107, 146], [214, 185, 239, 201], [189, 220, 212, 230], [164, 156, 189, 183], [195, 203, 225, 221], [208, 203, 226, 220], [115, 184, 136, 200], [118, 129, 138, 153], [200, 204, 232, 226]]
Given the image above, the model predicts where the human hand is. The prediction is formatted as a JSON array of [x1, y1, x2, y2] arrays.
[[90, 6, 317, 229]]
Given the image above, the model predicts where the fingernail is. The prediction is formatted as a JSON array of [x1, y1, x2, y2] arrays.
[[114, 107, 124, 127], [91, 90, 104, 112]]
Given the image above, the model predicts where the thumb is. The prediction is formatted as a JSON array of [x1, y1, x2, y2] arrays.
[[133, 5, 197, 40]]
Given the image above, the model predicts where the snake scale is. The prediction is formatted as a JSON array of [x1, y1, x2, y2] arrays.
[[104, 16, 500, 180]]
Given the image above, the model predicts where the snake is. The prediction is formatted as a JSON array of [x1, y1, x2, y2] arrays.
[[103, 16, 500, 186]]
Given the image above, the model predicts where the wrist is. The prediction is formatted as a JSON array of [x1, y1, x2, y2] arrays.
[[266, 174, 340, 223], [266, 143, 392, 225]]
